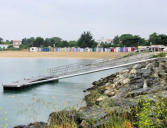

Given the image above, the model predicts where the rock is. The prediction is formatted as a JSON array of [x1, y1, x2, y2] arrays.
[[130, 68, 137, 74], [14, 122, 48, 128], [145, 63, 154, 69], [154, 61, 159, 67], [104, 82, 111, 87], [122, 78, 130, 85], [104, 84, 115, 90], [14, 125, 26, 128], [120, 69, 129, 74], [104, 86, 112, 90], [79, 106, 108, 124], [143, 80, 148, 89], [104, 90, 115, 97], [80, 120, 89, 128], [96, 96, 108, 102], [132, 64, 142, 69], [85, 58, 167, 109], [142, 69, 151, 78], [153, 72, 159, 78]]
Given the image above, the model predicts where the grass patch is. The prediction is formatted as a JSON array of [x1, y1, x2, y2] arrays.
[[48, 98, 167, 128], [122, 52, 138, 58], [152, 52, 167, 58]]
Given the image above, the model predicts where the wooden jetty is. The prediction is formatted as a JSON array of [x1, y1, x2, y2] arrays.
[[2, 53, 156, 90]]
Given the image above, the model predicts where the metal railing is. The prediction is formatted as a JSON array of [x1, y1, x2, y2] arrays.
[[48, 53, 154, 78]]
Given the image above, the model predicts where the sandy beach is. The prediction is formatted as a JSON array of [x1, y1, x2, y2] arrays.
[[0, 51, 128, 59]]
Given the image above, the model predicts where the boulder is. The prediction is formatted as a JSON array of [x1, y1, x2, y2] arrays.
[[96, 96, 108, 102], [14, 122, 48, 128], [132, 64, 142, 69], [104, 90, 115, 97]]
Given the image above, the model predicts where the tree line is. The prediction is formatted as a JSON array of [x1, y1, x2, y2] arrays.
[[0, 32, 167, 49], [99, 32, 167, 48]]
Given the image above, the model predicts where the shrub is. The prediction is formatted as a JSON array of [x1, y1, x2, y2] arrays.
[[152, 52, 167, 58]]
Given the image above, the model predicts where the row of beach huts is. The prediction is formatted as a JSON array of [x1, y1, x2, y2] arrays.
[[30, 47, 137, 52]]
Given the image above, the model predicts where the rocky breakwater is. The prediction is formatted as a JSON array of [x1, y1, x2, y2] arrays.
[[15, 58, 167, 128], [85, 58, 167, 108]]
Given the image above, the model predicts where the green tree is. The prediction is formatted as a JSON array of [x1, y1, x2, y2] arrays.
[[3, 40, 12, 44], [45, 37, 62, 47], [78, 32, 97, 48], [149, 32, 161, 45], [113, 35, 120, 44], [68, 41, 78, 47], [0, 37, 3, 43], [33, 37, 44, 47], [159, 34, 167, 45], [55, 40, 69, 47], [149, 33, 167, 45], [22, 37, 35, 48], [119, 34, 146, 47]]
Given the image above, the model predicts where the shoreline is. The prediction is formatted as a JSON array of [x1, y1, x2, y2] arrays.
[[0, 51, 128, 59]]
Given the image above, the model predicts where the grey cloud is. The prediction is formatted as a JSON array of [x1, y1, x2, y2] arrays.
[[0, 0, 167, 40]]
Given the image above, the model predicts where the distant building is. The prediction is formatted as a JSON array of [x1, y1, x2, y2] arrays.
[[0, 44, 10, 49], [96, 38, 113, 47], [138, 45, 166, 52], [151, 45, 165, 51], [13, 40, 22, 48]]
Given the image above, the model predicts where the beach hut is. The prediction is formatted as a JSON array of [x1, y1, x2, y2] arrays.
[[100, 48, 102, 52], [71, 47, 74, 52], [115, 47, 119, 52], [128, 47, 131, 52], [38, 48, 41, 52], [123, 47, 128, 52], [64, 47, 67, 52], [121, 47, 124, 52], [62, 48, 65, 52], [51, 47, 54, 52], [73, 48, 76, 52], [96, 48, 99, 52], [119, 47, 123, 52], [48, 48, 51, 52], [42, 48, 45, 52], [80, 48, 83, 52], [98, 48, 100, 52], [30, 47, 39, 52], [53, 48, 55, 52], [77, 48, 80, 52], [111, 48, 114, 52], [92, 48, 96, 52], [57, 48, 60, 52]]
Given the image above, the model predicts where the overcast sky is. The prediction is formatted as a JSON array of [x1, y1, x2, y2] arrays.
[[0, 0, 166, 40]]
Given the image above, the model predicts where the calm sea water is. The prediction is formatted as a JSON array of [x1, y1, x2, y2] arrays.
[[0, 58, 121, 128]]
